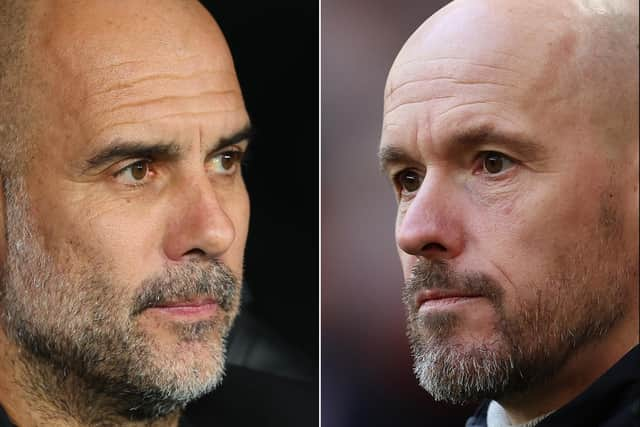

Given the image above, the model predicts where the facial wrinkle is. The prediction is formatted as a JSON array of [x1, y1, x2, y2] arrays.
[[91, 90, 239, 119], [0, 177, 241, 423], [81, 69, 235, 102], [435, 99, 516, 119], [403, 184, 633, 405], [87, 108, 245, 147]]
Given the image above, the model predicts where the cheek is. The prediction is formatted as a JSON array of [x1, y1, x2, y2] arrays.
[[394, 211, 412, 281], [221, 186, 250, 276], [477, 173, 608, 303], [397, 250, 414, 282]]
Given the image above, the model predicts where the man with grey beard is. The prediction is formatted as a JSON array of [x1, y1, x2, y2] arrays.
[[379, 0, 639, 426], [0, 1, 314, 426]]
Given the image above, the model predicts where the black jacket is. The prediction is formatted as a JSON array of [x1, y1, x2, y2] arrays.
[[466, 345, 640, 427]]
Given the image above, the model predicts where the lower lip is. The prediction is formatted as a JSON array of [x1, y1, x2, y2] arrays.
[[147, 302, 218, 320], [418, 296, 481, 314]]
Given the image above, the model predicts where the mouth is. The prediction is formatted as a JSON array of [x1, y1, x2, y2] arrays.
[[145, 297, 218, 320], [415, 290, 483, 312]]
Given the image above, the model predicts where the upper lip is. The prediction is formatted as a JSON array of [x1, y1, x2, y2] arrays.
[[415, 290, 481, 309]]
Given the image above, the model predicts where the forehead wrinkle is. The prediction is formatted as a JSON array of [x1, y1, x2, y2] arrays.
[[385, 57, 524, 117], [384, 96, 455, 118], [79, 68, 237, 104], [390, 75, 519, 99], [84, 90, 240, 125], [387, 57, 521, 95], [87, 108, 248, 147], [385, 79, 519, 117]]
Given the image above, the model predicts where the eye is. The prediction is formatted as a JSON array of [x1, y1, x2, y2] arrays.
[[480, 151, 515, 175], [395, 170, 423, 194], [209, 149, 244, 175], [114, 160, 152, 186]]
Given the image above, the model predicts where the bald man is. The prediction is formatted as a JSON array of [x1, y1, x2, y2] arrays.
[[379, 1, 639, 426], [0, 1, 315, 426]]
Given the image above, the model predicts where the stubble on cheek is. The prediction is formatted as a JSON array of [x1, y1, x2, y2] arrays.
[[403, 182, 635, 404]]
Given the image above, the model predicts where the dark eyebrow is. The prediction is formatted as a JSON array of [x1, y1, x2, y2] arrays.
[[216, 124, 253, 151], [82, 124, 253, 174], [204, 124, 253, 163], [379, 124, 547, 174], [83, 141, 182, 172]]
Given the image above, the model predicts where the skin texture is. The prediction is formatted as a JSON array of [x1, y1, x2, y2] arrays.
[[0, 0, 250, 425], [380, 0, 638, 424]]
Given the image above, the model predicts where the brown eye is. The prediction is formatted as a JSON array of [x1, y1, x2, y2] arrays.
[[397, 170, 422, 194], [130, 161, 148, 180], [482, 152, 513, 174], [114, 160, 152, 186], [211, 150, 243, 175], [220, 152, 237, 170]]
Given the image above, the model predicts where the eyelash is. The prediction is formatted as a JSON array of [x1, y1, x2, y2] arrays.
[[390, 151, 517, 196], [207, 147, 247, 175], [112, 147, 247, 189], [113, 159, 154, 188]]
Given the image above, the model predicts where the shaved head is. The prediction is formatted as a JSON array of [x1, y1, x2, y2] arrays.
[[385, 0, 638, 153], [1, 0, 239, 176]]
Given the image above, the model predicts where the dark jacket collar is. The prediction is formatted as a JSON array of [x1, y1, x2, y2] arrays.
[[466, 344, 640, 427]]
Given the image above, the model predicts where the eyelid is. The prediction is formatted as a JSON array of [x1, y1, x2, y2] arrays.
[[391, 168, 424, 197], [112, 158, 155, 188], [207, 143, 247, 162], [113, 157, 148, 172], [474, 151, 517, 176], [207, 145, 247, 176]]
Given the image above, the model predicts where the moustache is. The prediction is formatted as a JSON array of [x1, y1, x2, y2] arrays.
[[131, 260, 240, 316], [402, 259, 503, 313]]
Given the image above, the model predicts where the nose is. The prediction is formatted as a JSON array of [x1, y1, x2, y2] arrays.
[[164, 176, 237, 262], [395, 175, 464, 261]]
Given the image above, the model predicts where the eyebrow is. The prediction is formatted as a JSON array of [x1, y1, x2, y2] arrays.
[[379, 124, 547, 174], [378, 145, 415, 174], [83, 124, 253, 173]]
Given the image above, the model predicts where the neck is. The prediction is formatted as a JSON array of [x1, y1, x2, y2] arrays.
[[498, 310, 639, 425], [0, 332, 181, 427]]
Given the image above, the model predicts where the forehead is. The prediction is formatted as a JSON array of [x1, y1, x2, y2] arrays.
[[381, 1, 580, 154], [29, 0, 246, 145], [37, 0, 232, 68]]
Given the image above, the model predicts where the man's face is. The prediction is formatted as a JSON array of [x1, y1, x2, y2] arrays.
[[0, 0, 249, 417], [380, 2, 638, 403]]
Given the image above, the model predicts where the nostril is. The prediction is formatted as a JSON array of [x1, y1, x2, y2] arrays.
[[423, 242, 446, 252], [184, 248, 207, 258]]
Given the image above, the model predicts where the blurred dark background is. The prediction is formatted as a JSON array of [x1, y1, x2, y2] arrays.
[[200, 2, 318, 368], [322, 0, 476, 426]]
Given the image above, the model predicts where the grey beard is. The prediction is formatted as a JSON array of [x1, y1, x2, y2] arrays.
[[0, 176, 241, 422], [404, 257, 627, 405]]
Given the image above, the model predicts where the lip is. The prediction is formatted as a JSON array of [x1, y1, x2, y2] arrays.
[[146, 298, 218, 320], [415, 290, 482, 311]]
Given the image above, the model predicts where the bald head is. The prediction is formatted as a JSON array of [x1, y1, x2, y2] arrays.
[[384, 0, 638, 154], [0, 0, 242, 176]]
